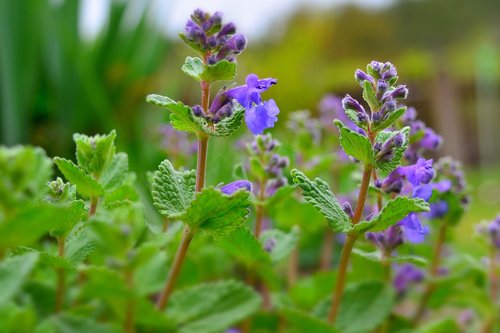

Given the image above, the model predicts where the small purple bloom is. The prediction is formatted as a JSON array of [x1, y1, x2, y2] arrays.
[[393, 264, 424, 296], [399, 213, 429, 243], [400, 158, 435, 186], [244, 99, 280, 135], [420, 127, 442, 150], [219, 180, 252, 195], [355, 69, 374, 86], [342, 95, 367, 116], [427, 201, 449, 219], [412, 184, 432, 201], [382, 85, 408, 101]]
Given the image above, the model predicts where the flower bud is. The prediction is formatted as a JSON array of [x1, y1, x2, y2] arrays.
[[342, 202, 354, 218], [220, 180, 252, 195]]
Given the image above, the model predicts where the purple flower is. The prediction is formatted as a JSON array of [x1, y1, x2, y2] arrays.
[[244, 99, 279, 135], [399, 213, 429, 243], [219, 180, 252, 195], [366, 225, 404, 253], [420, 128, 442, 150], [478, 215, 500, 248], [399, 158, 435, 186], [393, 264, 424, 296], [427, 201, 449, 219]]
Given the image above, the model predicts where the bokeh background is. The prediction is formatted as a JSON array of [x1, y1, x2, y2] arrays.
[[1, 0, 499, 244]]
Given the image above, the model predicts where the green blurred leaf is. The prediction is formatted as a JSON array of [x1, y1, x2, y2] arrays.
[[151, 159, 196, 218], [179, 188, 250, 235], [334, 120, 373, 164], [352, 248, 427, 266], [215, 226, 270, 267], [53, 158, 103, 198], [74, 130, 116, 177], [373, 107, 406, 131], [260, 227, 299, 263], [264, 185, 296, 207], [0, 252, 39, 306], [201, 60, 237, 82], [291, 169, 352, 233], [415, 317, 460, 333], [48, 314, 120, 333], [181, 56, 204, 81], [205, 106, 244, 137], [99, 152, 128, 192], [354, 197, 429, 233], [282, 307, 339, 333], [49, 200, 86, 238], [168, 280, 261, 333]]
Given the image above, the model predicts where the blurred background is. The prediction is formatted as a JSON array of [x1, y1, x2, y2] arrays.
[[1, 0, 499, 238]]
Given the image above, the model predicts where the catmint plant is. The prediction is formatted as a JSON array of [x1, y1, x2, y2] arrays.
[[291, 61, 430, 324], [146, 9, 280, 311]]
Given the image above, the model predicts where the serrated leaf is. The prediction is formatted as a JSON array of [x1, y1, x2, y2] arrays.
[[152, 160, 196, 218], [181, 56, 204, 81], [355, 197, 429, 233], [179, 188, 251, 235], [48, 314, 120, 333], [282, 307, 339, 333], [343, 108, 366, 129], [146, 94, 206, 135], [206, 106, 244, 137], [290, 169, 352, 233], [0, 252, 39, 306], [314, 280, 395, 333], [352, 249, 427, 266], [260, 227, 300, 263], [65, 225, 94, 266], [215, 227, 270, 267], [200, 60, 237, 82], [179, 33, 206, 55], [373, 107, 406, 131], [99, 152, 128, 192], [334, 120, 373, 164], [375, 127, 410, 174], [73, 130, 116, 177], [53, 158, 103, 198], [49, 200, 86, 238], [362, 80, 378, 111], [167, 280, 261, 333]]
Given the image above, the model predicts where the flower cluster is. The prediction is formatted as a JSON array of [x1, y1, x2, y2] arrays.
[[181, 9, 246, 64], [401, 107, 442, 163], [393, 264, 425, 296], [247, 134, 289, 198], [477, 215, 500, 249]]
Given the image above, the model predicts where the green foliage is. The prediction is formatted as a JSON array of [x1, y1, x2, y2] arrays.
[[99, 153, 129, 192], [42, 314, 121, 333], [152, 159, 196, 218], [354, 197, 430, 233], [48, 200, 86, 238], [315, 280, 395, 333], [352, 248, 427, 266], [167, 280, 261, 333], [74, 130, 116, 178], [414, 318, 461, 333], [205, 106, 245, 137], [282, 307, 339, 333], [53, 158, 104, 198], [362, 80, 378, 111], [179, 187, 251, 235], [182, 56, 237, 82], [373, 107, 407, 132], [216, 227, 271, 267], [334, 120, 374, 164], [0, 252, 39, 306], [260, 227, 300, 263], [291, 169, 352, 233], [375, 126, 411, 174]]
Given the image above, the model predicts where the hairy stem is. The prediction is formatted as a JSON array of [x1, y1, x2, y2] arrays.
[[327, 164, 373, 324], [413, 220, 447, 323], [89, 196, 98, 217], [55, 237, 66, 313]]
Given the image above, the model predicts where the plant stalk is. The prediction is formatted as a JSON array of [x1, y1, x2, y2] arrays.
[[89, 196, 98, 217], [327, 164, 373, 324], [55, 236, 66, 313]]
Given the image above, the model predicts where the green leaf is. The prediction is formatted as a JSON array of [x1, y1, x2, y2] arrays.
[[200, 60, 237, 82], [48, 314, 120, 333], [65, 224, 94, 266], [167, 280, 261, 333], [415, 318, 460, 333], [315, 280, 395, 333], [205, 106, 245, 137], [181, 56, 204, 81], [0, 252, 39, 306], [290, 169, 352, 233], [373, 107, 406, 131], [260, 227, 300, 263], [53, 158, 103, 198], [282, 307, 339, 333], [49, 200, 86, 238], [375, 127, 410, 175], [264, 184, 296, 207], [152, 159, 196, 218], [73, 130, 116, 177], [179, 187, 251, 235], [146, 94, 206, 135], [362, 80, 378, 111], [334, 120, 373, 164], [99, 152, 129, 192], [352, 249, 427, 266], [215, 227, 271, 267], [132, 243, 168, 296], [355, 197, 430, 233], [343, 108, 367, 130]]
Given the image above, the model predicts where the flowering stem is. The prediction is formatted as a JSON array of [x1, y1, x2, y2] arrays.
[[327, 163, 373, 324], [156, 77, 211, 310], [55, 236, 65, 313], [320, 230, 335, 270], [412, 220, 447, 323]]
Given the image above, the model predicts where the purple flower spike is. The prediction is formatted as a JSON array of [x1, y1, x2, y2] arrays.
[[342, 95, 368, 117], [220, 180, 252, 195], [355, 69, 374, 86], [226, 74, 277, 109]]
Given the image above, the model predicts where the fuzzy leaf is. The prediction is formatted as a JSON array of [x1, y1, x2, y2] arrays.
[[375, 126, 410, 174], [53, 158, 103, 198], [152, 160, 196, 218], [167, 280, 261, 333], [343, 108, 367, 129], [146, 94, 206, 135], [73, 130, 116, 177], [373, 107, 406, 131], [282, 308, 339, 333], [179, 188, 251, 235], [260, 227, 300, 263], [291, 169, 352, 233], [205, 106, 244, 137], [49, 200, 86, 238], [362, 80, 378, 111], [65, 225, 94, 266], [334, 120, 373, 164], [99, 152, 129, 192], [352, 249, 427, 266], [216, 227, 270, 267], [355, 197, 430, 233], [0, 252, 39, 306], [181, 56, 204, 81], [48, 314, 120, 333], [200, 60, 237, 82]]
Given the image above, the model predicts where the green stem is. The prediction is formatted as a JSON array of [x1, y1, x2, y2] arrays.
[[327, 164, 373, 324], [89, 196, 98, 217], [490, 247, 498, 304], [412, 220, 447, 323], [124, 270, 135, 333], [55, 236, 66, 313], [156, 78, 211, 310]]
